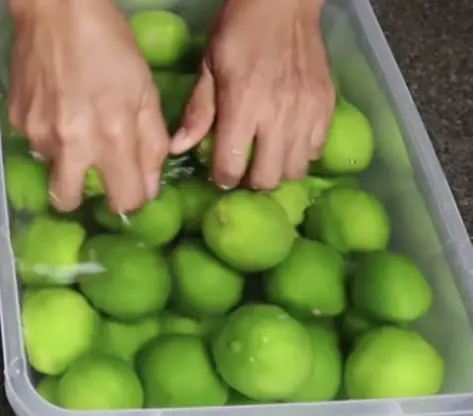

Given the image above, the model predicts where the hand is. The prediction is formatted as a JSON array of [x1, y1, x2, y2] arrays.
[[171, 0, 335, 190], [7, 0, 169, 213]]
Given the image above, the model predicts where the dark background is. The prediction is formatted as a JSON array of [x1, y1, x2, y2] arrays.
[[1, 0, 472, 414]]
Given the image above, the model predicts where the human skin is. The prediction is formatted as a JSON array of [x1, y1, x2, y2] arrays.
[[6, 0, 333, 213]]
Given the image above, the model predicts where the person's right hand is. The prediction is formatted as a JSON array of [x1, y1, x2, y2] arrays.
[[7, 0, 169, 213]]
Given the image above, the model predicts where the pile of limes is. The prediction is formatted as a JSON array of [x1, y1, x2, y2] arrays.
[[2, 9, 445, 411]]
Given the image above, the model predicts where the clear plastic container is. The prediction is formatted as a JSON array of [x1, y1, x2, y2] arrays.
[[2, 0, 473, 415]]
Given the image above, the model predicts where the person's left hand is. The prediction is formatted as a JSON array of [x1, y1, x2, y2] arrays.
[[170, 0, 335, 190]]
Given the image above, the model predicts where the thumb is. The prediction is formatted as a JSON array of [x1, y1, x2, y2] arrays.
[[170, 63, 215, 155]]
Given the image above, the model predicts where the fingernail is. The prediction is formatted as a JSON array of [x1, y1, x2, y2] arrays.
[[146, 173, 160, 200], [172, 127, 188, 147], [49, 190, 60, 203]]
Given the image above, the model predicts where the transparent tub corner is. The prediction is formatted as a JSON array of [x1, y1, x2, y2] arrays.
[[2, 0, 473, 415]]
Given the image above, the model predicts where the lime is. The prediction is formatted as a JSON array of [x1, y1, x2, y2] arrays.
[[79, 235, 171, 320], [194, 134, 253, 167], [351, 251, 432, 323], [153, 71, 196, 132], [22, 288, 100, 375], [265, 238, 346, 317], [300, 175, 358, 201], [227, 390, 270, 405], [286, 323, 342, 402], [345, 326, 444, 398], [303, 187, 390, 253], [160, 312, 225, 344], [129, 10, 190, 67], [83, 168, 104, 197], [92, 186, 183, 247], [97, 316, 160, 363], [212, 304, 312, 401], [36, 376, 60, 405], [203, 190, 296, 272], [57, 353, 144, 410], [310, 99, 373, 175], [13, 215, 86, 286], [194, 134, 213, 166], [170, 241, 244, 316], [138, 335, 228, 407], [341, 308, 381, 343], [160, 312, 202, 337], [4, 154, 49, 214], [177, 178, 221, 234], [266, 180, 310, 226]]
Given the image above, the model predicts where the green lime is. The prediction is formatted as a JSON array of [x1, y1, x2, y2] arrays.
[[36, 376, 60, 405], [212, 304, 312, 401], [170, 241, 244, 316], [4, 154, 49, 214], [351, 251, 432, 323], [97, 316, 160, 363], [300, 175, 358, 201], [227, 389, 270, 405], [57, 353, 144, 410], [160, 312, 225, 344], [341, 308, 381, 343], [303, 187, 390, 253], [22, 288, 100, 375], [345, 326, 444, 398], [266, 180, 310, 226], [286, 323, 342, 402], [129, 10, 190, 67], [194, 134, 213, 166], [203, 190, 296, 272], [92, 186, 183, 247], [194, 134, 253, 167], [265, 238, 346, 317], [13, 215, 86, 286], [138, 335, 229, 407], [153, 71, 196, 132], [160, 312, 202, 337], [83, 168, 104, 197], [79, 235, 171, 320], [310, 99, 373, 175], [177, 178, 221, 234]]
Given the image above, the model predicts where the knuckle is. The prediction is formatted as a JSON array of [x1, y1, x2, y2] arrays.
[[102, 117, 130, 142], [55, 116, 87, 145], [25, 117, 50, 141]]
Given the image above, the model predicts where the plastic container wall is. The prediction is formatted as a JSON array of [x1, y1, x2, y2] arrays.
[[2, 0, 473, 415]]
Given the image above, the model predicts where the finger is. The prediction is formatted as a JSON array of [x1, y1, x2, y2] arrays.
[[284, 130, 310, 180], [138, 91, 170, 200], [310, 87, 336, 159], [247, 121, 285, 190], [97, 115, 145, 213], [212, 85, 257, 189], [170, 63, 215, 155], [49, 140, 89, 213]]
